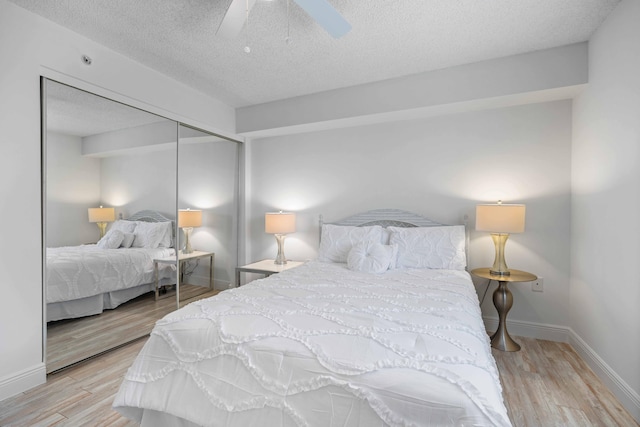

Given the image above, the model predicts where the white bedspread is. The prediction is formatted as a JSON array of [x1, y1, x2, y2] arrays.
[[46, 245, 175, 304], [114, 261, 511, 427]]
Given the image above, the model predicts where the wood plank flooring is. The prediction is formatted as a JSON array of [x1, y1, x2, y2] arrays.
[[0, 337, 145, 426], [492, 337, 638, 427], [47, 285, 220, 373], [2, 336, 637, 426]]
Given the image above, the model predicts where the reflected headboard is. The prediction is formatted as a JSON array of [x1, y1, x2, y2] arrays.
[[126, 210, 176, 247], [127, 210, 173, 223]]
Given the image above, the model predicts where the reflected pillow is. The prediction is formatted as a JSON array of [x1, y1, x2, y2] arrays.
[[109, 220, 137, 234], [388, 225, 466, 270], [97, 229, 124, 249], [120, 232, 135, 248], [347, 241, 396, 274], [318, 224, 384, 263], [132, 221, 171, 249], [134, 221, 173, 247], [156, 221, 173, 248]]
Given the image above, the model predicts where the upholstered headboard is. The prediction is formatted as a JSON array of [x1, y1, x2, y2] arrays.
[[319, 208, 469, 268], [320, 208, 446, 230]]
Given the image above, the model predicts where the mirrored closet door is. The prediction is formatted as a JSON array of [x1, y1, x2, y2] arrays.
[[42, 79, 242, 373], [176, 125, 239, 307]]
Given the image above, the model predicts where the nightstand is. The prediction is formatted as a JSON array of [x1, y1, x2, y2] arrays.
[[154, 251, 214, 302], [236, 259, 304, 286], [471, 267, 537, 352]]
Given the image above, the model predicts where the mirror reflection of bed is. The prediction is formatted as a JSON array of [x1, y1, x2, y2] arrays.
[[43, 80, 239, 373], [45, 211, 218, 373]]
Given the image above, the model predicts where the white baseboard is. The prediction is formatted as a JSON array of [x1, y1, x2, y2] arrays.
[[483, 316, 640, 424], [569, 329, 640, 423], [483, 316, 571, 343], [0, 363, 46, 401]]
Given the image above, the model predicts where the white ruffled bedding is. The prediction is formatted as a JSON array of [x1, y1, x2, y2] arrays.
[[46, 245, 176, 304], [114, 261, 511, 427]]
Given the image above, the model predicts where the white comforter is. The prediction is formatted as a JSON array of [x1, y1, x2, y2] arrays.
[[114, 261, 511, 427], [47, 245, 176, 303]]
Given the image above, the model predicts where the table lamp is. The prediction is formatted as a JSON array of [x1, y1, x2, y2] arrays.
[[476, 201, 526, 276], [88, 206, 116, 238], [265, 211, 296, 265], [178, 208, 202, 254]]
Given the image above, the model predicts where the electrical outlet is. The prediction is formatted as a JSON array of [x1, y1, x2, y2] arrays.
[[532, 277, 544, 292]]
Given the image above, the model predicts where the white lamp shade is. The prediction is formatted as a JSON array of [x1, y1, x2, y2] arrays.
[[88, 206, 115, 223], [178, 209, 202, 228], [265, 212, 296, 234], [476, 204, 525, 234]]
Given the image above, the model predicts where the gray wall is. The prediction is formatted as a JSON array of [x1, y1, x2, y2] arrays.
[[46, 132, 102, 247], [247, 100, 572, 329], [100, 148, 177, 219], [572, 0, 640, 418]]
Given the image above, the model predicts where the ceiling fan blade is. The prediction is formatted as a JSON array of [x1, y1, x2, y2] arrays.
[[293, 0, 351, 38], [217, 0, 257, 39]]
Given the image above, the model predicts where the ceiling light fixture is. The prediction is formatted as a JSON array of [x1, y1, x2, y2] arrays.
[[218, 0, 351, 52], [285, 0, 291, 45], [244, 0, 251, 53]]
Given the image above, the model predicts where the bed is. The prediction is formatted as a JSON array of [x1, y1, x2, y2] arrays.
[[113, 209, 511, 426], [46, 210, 178, 322]]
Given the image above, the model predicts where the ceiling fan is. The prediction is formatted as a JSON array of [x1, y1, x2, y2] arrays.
[[217, 0, 351, 40]]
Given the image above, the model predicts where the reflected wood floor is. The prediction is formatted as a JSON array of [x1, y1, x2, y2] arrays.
[[47, 284, 220, 373], [1, 336, 637, 426]]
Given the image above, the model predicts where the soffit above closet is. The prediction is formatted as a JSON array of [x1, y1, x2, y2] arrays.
[[12, 0, 619, 108], [46, 81, 167, 137]]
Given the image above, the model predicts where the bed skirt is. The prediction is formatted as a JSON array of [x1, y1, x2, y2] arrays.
[[47, 277, 174, 322]]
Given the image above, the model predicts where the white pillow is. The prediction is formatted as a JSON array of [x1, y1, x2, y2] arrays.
[[318, 224, 384, 263], [132, 221, 170, 249], [388, 225, 466, 270], [120, 232, 135, 248], [347, 241, 396, 274], [109, 220, 137, 234], [141, 221, 172, 248], [388, 242, 399, 269], [96, 229, 124, 249]]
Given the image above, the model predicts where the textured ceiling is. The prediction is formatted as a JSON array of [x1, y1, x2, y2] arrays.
[[12, 0, 619, 108]]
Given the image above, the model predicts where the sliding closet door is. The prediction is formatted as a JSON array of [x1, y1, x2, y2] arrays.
[[43, 78, 179, 372], [177, 124, 240, 304]]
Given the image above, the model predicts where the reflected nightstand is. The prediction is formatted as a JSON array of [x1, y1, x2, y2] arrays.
[[154, 250, 214, 303], [471, 268, 537, 352]]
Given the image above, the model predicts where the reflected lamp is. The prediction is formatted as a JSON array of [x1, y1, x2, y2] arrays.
[[88, 206, 115, 238], [476, 201, 526, 276], [265, 211, 296, 265], [178, 208, 202, 254]]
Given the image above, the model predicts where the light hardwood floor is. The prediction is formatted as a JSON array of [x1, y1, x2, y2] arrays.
[[492, 337, 638, 427], [1, 336, 637, 426]]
